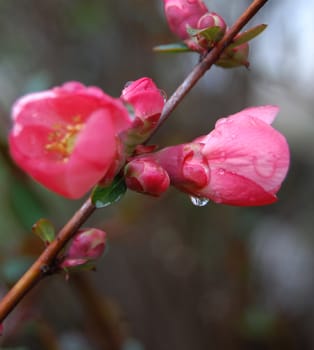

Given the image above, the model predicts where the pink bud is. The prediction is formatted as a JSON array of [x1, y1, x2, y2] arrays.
[[163, 0, 208, 40], [154, 106, 290, 206], [124, 157, 170, 197], [9, 82, 132, 199], [194, 12, 227, 49], [197, 12, 226, 31], [60, 228, 107, 268], [152, 143, 210, 192], [121, 77, 165, 150]]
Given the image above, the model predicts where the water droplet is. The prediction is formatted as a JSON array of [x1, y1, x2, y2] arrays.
[[253, 156, 276, 178], [124, 81, 134, 89], [190, 196, 209, 207], [159, 89, 167, 102], [218, 168, 225, 175]]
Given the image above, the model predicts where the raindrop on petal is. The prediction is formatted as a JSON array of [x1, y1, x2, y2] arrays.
[[190, 196, 210, 207]]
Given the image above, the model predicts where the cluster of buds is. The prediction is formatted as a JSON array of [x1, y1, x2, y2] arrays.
[[160, 0, 267, 68], [163, 0, 227, 52]]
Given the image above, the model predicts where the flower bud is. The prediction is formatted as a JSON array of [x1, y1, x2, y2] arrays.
[[152, 143, 210, 193], [163, 0, 208, 40], [60, 228, 107, 268], [156, 106, 289, 206], [197, 12, 226, 31], [196, 12, 227, 47], [121, 78, 165, 151], [124, 157, 170, 197]]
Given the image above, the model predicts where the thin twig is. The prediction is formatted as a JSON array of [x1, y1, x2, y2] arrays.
[[0, 0, 269, 324]]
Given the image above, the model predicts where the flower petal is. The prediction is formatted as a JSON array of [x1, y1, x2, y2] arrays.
[[198, 168, 277, 206], [202, 114, 290, 193]]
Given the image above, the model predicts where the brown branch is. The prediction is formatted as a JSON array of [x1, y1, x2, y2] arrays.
[[0, 198, 95, 322], [0, 0, 268, 324]]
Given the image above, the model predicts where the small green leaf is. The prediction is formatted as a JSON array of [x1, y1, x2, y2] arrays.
[[92, 174, 127, 208], [199, 26, 224, 42], [32, 218, 55, 244], [187, 25, 223, 42], [153, 43, 191, 53], [228, 24, 267, 49]]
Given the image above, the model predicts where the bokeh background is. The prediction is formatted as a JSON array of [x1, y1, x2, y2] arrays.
[[1, 0, 314, 349]]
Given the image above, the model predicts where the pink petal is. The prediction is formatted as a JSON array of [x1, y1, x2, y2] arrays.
[[202, 114, 290, 194], [228, 105, 279, 125], [9, 110, 118, 198], [198, 168, 277, 206], [12, 83, 131, 132]]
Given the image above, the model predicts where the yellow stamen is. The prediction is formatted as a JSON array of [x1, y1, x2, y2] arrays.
[[45, 116, 84, 161]]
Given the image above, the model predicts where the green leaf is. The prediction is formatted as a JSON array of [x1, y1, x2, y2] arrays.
[[228, 24, 267, 49], [32, 218, 55, 244], [199, 26, 224, 42], [91, 174, 127, 208], [153, 43, 191, 53], [187, 25, 223, 42]]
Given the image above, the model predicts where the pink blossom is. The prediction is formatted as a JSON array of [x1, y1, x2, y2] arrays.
[[154, 106, 290, 206], [9, 82, 132, 199], [124, 157, 170, 197], [60, 228, 106, 268], [163, 0, 208, 40]]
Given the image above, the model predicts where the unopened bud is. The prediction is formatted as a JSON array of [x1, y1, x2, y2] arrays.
[[163, 0, 208, 40], [60, 228, 106, 268], [152, 143, 211, 193], [196, 12, 226, 48], [124, 157, 170, 197], [121, 78, 165, 151]]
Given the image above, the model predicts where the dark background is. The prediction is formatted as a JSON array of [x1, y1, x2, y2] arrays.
[[0, 1, 314, 349]]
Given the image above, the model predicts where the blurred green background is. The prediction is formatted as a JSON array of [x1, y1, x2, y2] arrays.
[[0, 0, 313, 349]]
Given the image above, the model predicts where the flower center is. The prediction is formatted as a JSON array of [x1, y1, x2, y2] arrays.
[[45, 116, 84, 161]]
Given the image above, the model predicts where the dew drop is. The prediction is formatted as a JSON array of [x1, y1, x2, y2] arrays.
[[218, 168, 225, 175], [190, 196, 210, 207]]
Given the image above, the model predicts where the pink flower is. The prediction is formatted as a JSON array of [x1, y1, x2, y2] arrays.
[[60, 228, 106, 268], [154, 106, 290, 206], [124, 156, 170, 197], [121, 77, 165, 149], [9, 82, 132, 199], [163, 0, 208, 40]]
